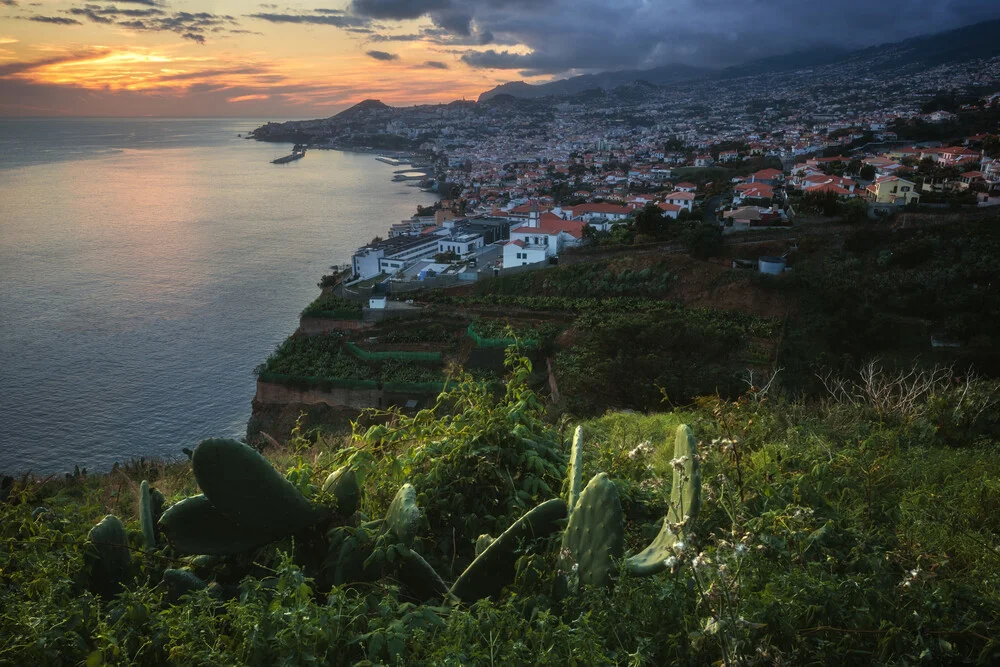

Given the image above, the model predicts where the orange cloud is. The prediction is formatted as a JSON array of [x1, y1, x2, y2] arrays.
[[228, 93, 269, 102]]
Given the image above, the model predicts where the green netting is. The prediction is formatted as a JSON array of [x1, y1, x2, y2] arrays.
[[466, 324, 539, 349], [257, 372, 379, 391], [344, 341, 442, 362]]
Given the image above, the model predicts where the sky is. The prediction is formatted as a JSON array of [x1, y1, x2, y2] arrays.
[[1, 0, 999, 117]]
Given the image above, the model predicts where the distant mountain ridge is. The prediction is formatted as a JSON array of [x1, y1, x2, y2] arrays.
[[477, 64, 708, 102], [477, 18, 1000, 102]]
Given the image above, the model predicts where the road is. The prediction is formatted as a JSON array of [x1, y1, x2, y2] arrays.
[[704, 194, 723, 223]]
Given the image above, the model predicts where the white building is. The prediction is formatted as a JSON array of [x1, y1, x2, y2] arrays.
[[438, 233, 484, 257], [502, 206, 585, 268], [502, 240, 548, 267], [664, 191, 695, 211], [351, 234, 443, 280]]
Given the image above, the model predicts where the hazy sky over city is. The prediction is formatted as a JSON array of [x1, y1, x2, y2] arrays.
[[1, 0, 998, 116]]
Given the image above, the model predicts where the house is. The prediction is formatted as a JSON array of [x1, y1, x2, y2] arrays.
[[865, 176, 919, 206], [564, 202, 633, 231], [663, 190, 695, 211], [694, 155, 714, 167], [674, 182, 697, 193], [723, 206, 781, 230], [502, 239, 547, 267], [919, 146, 980, 167], [718, 150, 739, 163], [657, 202, 682, 219], [958, 171, 986, 190], [503, 208, 585, 268], [733, 182, 774, 204], [801, 175, 857, 194], [749, 168, 784, 185]]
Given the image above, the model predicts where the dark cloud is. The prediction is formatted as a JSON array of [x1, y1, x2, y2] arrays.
[[248, 11, 370, 27], [69, 5, 165, 21], [28, 15, 83, 25], [421, 60, 449, 69], [366, 50, 399, 61], [350, 0, 1000, 74], [349, 0, 450, 19], [24, 3, 237, 44], [1, 0, 19, 6]]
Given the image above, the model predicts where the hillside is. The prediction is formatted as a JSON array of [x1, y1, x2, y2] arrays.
[[477, 18, 1000, 102], [2, 357, 998, 664], [478, 63, 707, 102]]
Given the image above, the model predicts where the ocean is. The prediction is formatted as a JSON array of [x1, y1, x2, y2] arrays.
[[0, 118, 436, 474]]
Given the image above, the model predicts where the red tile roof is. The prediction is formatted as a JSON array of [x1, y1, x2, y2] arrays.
[[513, 215, 585, 239]]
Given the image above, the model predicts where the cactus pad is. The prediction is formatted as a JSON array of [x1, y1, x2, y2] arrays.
[[159, 494, 270, 556], [191, 438, 323, 537], [626, 424, 701, 576], [138, 480, 156, 550], [561, 473, 625, 588], [451, 498, 567, 603], [163, 569, 207, 603], [397, 546, 452, 602], [323, 466, 361, 517], [384, 484, 421, 547], [566, 425, 585, 515], [86, 514, 132, 598]]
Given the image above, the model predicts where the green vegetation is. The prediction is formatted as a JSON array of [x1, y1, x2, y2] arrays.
[[258, 333, 445, 386], [780, 219, 1000, 391], [476, 260, 678, 299], [301, 293, 364, 320], [4, 356, 999, 665], [554, 308, 766, 413]]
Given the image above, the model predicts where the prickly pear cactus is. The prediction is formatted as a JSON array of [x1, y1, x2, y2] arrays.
[[451, 498, 567, 603], [626, 424, 701, 576], [86, 514, 132, 598], [397, 546, 452, 602], [384, 484, 421, 547], [159, 494, 269, 556], [139, 480, 156, 550], [191, 438, 323, 537], [566, 425, 585, 516], [323, 466, 360, 517], [560, 473, 625, 588], [162, 569, 207, 603]]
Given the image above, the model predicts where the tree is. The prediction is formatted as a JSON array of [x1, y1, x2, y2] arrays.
[[859, 165, 877, 181], [683, 221, 723, 258], [633, 203, 669, 238], [839, 198, 869, 224]]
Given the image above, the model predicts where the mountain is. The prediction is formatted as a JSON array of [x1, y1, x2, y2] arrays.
[[477, 18, 1000, 102], [477, 64, 708, 102], [332, 98, 391, 119]]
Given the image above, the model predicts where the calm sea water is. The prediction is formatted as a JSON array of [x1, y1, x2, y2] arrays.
[[0, 118, 436, 474]]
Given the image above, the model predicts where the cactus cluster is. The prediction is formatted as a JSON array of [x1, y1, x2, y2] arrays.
[[81, 425, 701, 607]]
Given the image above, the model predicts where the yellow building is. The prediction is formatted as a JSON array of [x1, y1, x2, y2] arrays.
[[865, 176, 920, 205]]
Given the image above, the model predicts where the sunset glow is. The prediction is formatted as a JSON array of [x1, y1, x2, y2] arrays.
[[0, 0, 516, 116]]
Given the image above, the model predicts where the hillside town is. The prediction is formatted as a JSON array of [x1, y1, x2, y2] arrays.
[[250, 29, 1000, 287]]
